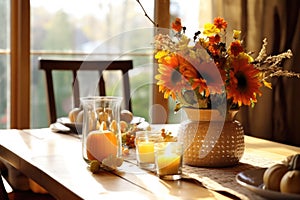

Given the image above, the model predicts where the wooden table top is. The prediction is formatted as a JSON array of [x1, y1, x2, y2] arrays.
[[0, 125, 299, 200]]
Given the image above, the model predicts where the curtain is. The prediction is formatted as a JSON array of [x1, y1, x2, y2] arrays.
[[213, 0, 300, 146]]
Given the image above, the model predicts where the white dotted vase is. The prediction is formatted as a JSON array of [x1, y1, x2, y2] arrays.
[[178, 108, 244, 167]]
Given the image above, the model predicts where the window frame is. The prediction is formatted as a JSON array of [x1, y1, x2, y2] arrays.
[[10, 0, 30, 129]]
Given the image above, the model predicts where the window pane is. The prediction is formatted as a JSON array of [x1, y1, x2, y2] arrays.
[[168, 0, 213, 123], [30, 0, 154, 127], [170, 0, 213, 32], [0, 0, 10, 128]]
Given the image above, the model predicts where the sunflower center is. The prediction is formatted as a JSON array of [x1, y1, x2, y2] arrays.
[[235, 71, 248, 92], [171, 70, 182, 85]]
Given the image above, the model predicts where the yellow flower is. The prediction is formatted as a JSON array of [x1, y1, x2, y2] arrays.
[[155, 50, 169, 63], [203, 23, 220, 36], [233, 30, 241, 39]]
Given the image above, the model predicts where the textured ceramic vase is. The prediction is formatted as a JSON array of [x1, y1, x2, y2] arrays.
[[178, 108, 244, 167]]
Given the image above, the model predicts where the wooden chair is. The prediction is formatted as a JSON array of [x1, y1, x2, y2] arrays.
[[39, 59, 133, 124], [0, 173, 9, 200]]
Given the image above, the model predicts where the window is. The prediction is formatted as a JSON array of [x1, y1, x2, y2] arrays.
[[168, 0, 213, 123], [0, 0, 10, 128], [30, 0, 155, 127], [4, 0, 213, 128]]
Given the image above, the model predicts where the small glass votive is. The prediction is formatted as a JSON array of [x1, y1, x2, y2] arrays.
[[154, 142, 183, 180], [135, 131, 163, 170]]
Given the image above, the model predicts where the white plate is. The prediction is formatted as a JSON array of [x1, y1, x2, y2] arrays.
[[236, 168, 300, 200], [56, 117, 82, 133], [56, 116, 145, 132], [130, 116, 145, 124]]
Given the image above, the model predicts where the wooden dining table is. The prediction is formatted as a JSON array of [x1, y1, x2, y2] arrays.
[[0, 124, 300, 200]]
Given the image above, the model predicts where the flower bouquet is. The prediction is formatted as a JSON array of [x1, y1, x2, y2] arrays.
[[152, 17, 300, 167], [137, 0, 300, 166], [154, 17, 300, 114]]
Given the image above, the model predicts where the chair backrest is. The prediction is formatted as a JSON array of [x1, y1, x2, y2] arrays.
[[39, 59, 133, 124]]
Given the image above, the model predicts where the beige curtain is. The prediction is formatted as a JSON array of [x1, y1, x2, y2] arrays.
[[213, 0, 300, 146]]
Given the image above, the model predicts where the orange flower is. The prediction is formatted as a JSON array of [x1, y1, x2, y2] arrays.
[[229, 40, 244, 57], [226, 57, 262, 106], [208, 34, 221, 44], [208, 44, 220, 56], [214, 17, 227, 30], [171, 18, 182, 32]]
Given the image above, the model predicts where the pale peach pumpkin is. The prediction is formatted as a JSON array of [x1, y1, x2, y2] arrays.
[[86, 130, 117, 162]]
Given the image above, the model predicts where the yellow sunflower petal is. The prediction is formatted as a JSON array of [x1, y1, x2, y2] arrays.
[[263, 80, 272, 89], [154, 50, 169, 63], [155, 50, 169, 60], [238, 52, 254, 62]]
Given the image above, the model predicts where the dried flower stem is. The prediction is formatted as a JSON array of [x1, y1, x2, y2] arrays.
[[262, 70, 300, 81], [253, 41, 300, 81], [255, 38, 268, 62], [136, 0, 158, 27]]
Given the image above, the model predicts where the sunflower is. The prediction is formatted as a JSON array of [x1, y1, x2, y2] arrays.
[[191, 62, 224, 97], [155, 54, 190, 99], [226, 56, 262, 106]]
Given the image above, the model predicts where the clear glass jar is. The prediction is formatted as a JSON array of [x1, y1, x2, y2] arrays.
[[81, 96, 123, 163]]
